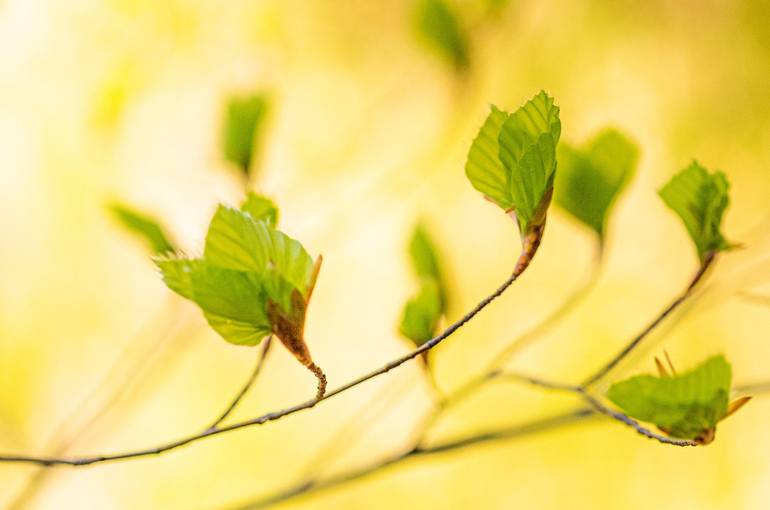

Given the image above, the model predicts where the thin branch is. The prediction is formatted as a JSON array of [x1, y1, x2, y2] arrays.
[[581, 252, 717, 388], [207, 336, 273, 431], [229, 376, 770, 509], [0, 260, 531, 467], [496, 372, 696, 446], [224, 408, 598, 510]]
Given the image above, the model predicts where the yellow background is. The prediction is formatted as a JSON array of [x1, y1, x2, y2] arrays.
[[1, 0, 770, 508]]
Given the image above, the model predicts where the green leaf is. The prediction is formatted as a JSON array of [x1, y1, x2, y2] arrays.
[[204, 206, 314, 296], [109, 203, 175, 255], [155, 257, 196, 300], [555, 129, 639, 240], [408, 223, 446, 305], [607, 355, 732, 440], [498, 91, 561, 234], [414, 0, 469, 69], [156, 205, 319, 349], [465, 105, 512, 210], [659, 161, 734, 262], [399, 278, 442, 346], [465, 92, 561, 236], [222, 93, 269, 176], [241, 192, 279, 227]]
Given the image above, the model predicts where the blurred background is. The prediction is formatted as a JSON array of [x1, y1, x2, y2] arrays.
[[1, 0, 770, 508]]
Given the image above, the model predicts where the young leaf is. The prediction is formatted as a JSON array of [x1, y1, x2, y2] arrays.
[[222, 93, 269, 177], [465, 105, 511, 209], [400, 223, 449, 347], [659, 161, 734, 262], [109, 203, 175, 255], [607, 355, 733, 442], [555, 129, 639, 240], [155, 205, 325, 396], [465, 91, 561, 238], [413, 0, 469, 70], [241, 192, 279, 227], [400, 278, 442, 346], [409, 223, 447, 307]]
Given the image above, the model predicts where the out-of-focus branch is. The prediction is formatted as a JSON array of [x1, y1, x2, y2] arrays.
[[581, 252, 716, 387], [207, 336, 273, 431], [224, 408, 599, 510], [0, 264, 530, 467]]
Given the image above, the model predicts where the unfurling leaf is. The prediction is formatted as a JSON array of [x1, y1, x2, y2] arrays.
[[413, 0, 469, 70], [607, 355, 748, 444], [659, 161, 735, 263], [400, 223, 449, 347], [400, 278, 442, 346], [109, 202, 176, 255], [555, 129, 639, 241], [240, 192, 279, 227], [222, 93, 269, 177], [465, 91, 561, 239], [155, 205, 325, 395], [408, 223, 447, 307]]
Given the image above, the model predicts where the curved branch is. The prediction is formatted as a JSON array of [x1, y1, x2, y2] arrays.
[[0, 258, 531, 467], [225, 408, 598, 510]]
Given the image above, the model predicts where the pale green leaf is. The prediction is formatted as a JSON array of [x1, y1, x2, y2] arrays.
[[204, 206, 314, 295], [414, 0, 469, 69], [555, 129, 639, 239], [241, 192, 279, 227], [400, 278, 442, 346], [222, 93, 269, 176], [659, 161, 733, 262], [187, 262, 267, 325], [408, 223, 446, 305], [203, 312, 271, 346], [465, 105, 512, 210], [607, 355, 732, 440], [155, 257, 196, 300], [109, 203, 175, 255], [156, 202, 319, 349], [498, 91, 561, 233]]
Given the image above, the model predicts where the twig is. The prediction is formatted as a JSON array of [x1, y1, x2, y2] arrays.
[[496, 372, 697, 446], [224, 408, 598, 510], [581, 252, 717, 387], [228, 376, 770, 509], [0, 257, 532, 467], [207, 336, 273, 431], [410, 251, 602, 443]]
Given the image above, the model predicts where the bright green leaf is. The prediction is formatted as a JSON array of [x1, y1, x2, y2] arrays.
[[241, 192, 279, 227], [400, 278, 442, 346], [465, 105, 512, 210], [497, 91, 561, 234], [465, 92, 561, 236], [414, 0, 469, 69], [222, 93, 269, 176], [109, 203, 175, 255], [156, 205, 318, 348], [555, 129, 639, 240], [659, 161, 734, 262], [204, 312, 271, 347], [607, 355, 732, 440], [408, 223, 447, 306], [203, 206, 314, 295]]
